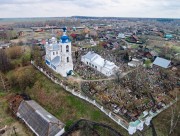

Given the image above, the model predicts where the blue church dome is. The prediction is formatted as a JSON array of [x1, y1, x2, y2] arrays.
[[60, 35, 71, 43], [60, 27, 71, 43]]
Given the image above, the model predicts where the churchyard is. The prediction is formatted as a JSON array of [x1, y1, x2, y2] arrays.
[[58, 34, 180, 127], [66, 40, 180, 131], [33, 42, 179, 134], [80, 66, 179, 122]]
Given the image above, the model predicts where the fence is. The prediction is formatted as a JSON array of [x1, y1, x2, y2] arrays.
[[31, 61, 129, 130], [31, 61, 178, 134]]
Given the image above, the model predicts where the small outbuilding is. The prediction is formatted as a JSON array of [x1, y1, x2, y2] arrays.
[[153, 57, 171, 68], [17, 100, 65, 136], [128, 58, 143, 67]]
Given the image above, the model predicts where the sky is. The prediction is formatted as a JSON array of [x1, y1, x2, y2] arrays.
[[0, 0, 180, 18]]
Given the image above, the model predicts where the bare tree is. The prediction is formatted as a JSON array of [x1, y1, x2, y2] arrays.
[[0, 49, 11, 72], [169, 91, 180, 135], [0, 72, 10, 91]]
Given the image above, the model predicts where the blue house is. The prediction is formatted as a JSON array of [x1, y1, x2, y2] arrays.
[[164, 34, 173, 39]]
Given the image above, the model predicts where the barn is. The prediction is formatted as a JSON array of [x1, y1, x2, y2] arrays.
[[17, 100, 65, 136]]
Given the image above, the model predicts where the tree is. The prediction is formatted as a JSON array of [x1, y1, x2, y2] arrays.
[[8, 66, 36, 91], [0, 50, 12, 72], [31, 46, 43, 67], [75, 51, 79, 61], [169, 93, 180, 135], [6, 46, 23, 59], [123, 52, 129, 62], [0, 72, 11, 91], [162, 43, 173, 59], [21, 52, 31, 66], [0, 72, 6, 91], [5, 30, 17, 41], [114, 71, 125, 83], [144, 59, 152, 68]]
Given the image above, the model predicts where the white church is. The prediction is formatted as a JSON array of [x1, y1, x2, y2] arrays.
[[81, 51, 119, 77], [45, 28, 73, 77]]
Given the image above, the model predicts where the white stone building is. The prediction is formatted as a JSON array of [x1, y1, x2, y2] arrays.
[[81, 51, 119, 77], [45, 28, 73, 77], [128, 58, 143, 67], [117, 33, 125, 39]]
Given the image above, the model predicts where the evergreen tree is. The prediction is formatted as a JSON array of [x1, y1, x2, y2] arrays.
[[123, 52, 129, 61]]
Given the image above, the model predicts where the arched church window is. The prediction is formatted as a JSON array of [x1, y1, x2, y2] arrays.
[[66, 45, 69, 52], [67, 57, 69, 63]]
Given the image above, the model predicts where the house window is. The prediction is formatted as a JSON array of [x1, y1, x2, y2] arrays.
[[53, 52, 55, 55], [66, 45, 69, 52], [92, 64, 94, 67], [67, 57, 69, 62], [95, 66, 97, 69], [56, 51, 58, 55]]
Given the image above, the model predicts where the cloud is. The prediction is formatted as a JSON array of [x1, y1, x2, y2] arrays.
[[0, 0, 179, 18]]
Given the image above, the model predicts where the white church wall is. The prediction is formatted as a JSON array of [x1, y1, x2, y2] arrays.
[[128, 126, 137, 135], [137, 121, 144, 131]]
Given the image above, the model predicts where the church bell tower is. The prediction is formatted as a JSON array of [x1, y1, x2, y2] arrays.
[[58, 27, 73, 77]]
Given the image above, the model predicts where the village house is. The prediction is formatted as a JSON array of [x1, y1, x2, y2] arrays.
[[17, 100, 65, 136], [0, 42, 11, 49], [117, 33, 125, 39], [153, 57, 171, 68], [81, 51, 119, 76]]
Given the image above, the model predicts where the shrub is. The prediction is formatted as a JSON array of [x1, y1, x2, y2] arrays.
[[6, 46, 23, 59], [8, 66, 36, 91], [65, 120, 74, 131]]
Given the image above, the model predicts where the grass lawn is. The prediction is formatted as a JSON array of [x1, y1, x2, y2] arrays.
[[130, 44, 139, 49], [172, 45, 180, 53], [0, 92, 15, 128], [29, 66, 180, 136], [3, 65, 179, 136], [0, 92, 32, 136], [23, 66, 130, 136]]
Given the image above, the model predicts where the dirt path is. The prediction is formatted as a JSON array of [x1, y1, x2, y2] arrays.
[[69, 67, 138, 83], [1, 122, 32, 136]]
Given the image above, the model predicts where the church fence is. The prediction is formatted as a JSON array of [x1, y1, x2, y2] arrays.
[[31, 61, 129, 130], [31, 61, 178, 134]]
